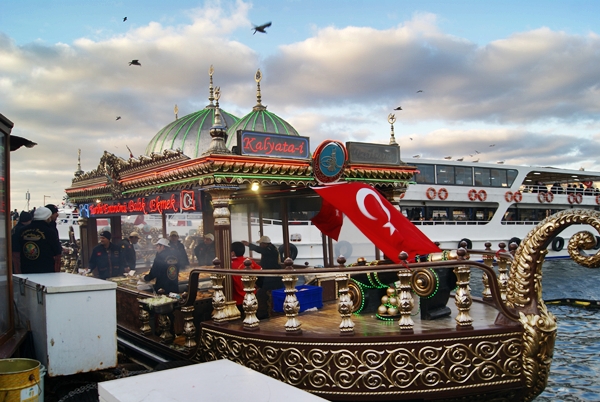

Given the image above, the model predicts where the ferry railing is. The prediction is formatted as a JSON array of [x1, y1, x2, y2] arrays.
[[171, 247, 517, 342]]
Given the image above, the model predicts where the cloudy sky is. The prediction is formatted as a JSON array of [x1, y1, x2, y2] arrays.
[[2, 0, 600, 211]]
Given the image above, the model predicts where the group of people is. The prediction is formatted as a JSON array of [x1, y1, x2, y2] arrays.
[[12, 204, 62, 274]]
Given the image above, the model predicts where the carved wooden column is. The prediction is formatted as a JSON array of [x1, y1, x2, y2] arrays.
[[454, 249, 473, 329], [282, 258, 301, 333], [335, 256, 354, 335], [481, 242, 494, 301], [241, 259, 260, 330], [205, 186, 237, 302], [497, 242, 509, 303]]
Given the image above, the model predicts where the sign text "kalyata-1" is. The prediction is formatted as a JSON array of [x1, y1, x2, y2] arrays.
[[238, 130, 310, 159]]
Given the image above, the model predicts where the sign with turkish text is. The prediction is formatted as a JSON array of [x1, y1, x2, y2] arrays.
[[346, 142, 401, 165], [78, 190, 199, 218], [237, 130, 310, 159]]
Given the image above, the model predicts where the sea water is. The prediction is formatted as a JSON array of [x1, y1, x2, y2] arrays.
[[471, 259, 600, 401]]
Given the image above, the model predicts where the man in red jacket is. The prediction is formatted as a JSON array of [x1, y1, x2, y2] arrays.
[[231, 241, 261, 316]]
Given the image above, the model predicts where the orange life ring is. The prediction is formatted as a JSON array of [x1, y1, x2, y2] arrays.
[[513, 191, 523, 203], [468, 189, 478, 201], [583, 181, 593, 188], [538, 192, 546, 203], [545, 192, 554, 203], [596, 194, 600, 205], [575, 193, 583, 204], [567, 193, 576, 204], [505, 191, 513, 202], [426, 187, 437, 200], [477, 189, 487, 202], [438, 188, 448, 200]]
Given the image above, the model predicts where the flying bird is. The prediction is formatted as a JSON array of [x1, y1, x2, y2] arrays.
[[489, 144, 496, 147], [412, 154, 421, 158], [475, 150, 480, 154], [123, 17, 127, 22], [497, 161, 504, 164], [116, 116, 121, 121], [394, 106, 402, 110], [444, 156, 452, 160], [252, 22, 272, 34], [409, 137, 413, 140], [416, 90, 423, 93], [128, 59, 141, 66], [456, 157, 464, 161]]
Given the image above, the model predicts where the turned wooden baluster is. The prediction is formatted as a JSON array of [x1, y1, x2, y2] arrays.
[[481, 242, 494, 301], [497, 242, 509, 303], [138, 301, 151, 335], [454, 249, 473, 329], [157, 313, 173, 343], [210, 258, 228, 324], [181, 305, 196, 349], [282, 258, 301, 333], [397, 252, 414, 333], [241, 258, 260, 331], [335, 256, 354, 335]]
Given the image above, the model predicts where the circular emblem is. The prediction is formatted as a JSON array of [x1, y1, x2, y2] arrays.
[[167, 265, 177, 280], [23, 242, 40, 260], [313, 140, 347, 184]]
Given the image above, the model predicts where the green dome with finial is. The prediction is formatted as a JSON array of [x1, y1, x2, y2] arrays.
[[146, 66, 240, 158], [226, 69, 299, 149]]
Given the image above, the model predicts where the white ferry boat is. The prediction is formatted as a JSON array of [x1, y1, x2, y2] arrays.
[[398, 157, 600, 259]]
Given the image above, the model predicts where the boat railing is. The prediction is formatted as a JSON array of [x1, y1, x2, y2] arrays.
[[160, 245, 518, 345], [411, 220, 489, 226]]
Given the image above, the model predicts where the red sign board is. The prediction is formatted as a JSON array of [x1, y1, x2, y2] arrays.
[[82, 190, 198, 218], [237, 130, 310, 159]]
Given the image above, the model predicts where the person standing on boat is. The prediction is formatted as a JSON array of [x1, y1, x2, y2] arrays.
[[89, 231, 123, 279], [168, 231, 189, 267], [14, 207, 62, 274], [11, 211, 32, 273], [120, 231, 139, 273], [144, 238, 180, 294], [242, 236, 282, 319], [194, 233, 216, 266], [230, 241, 262, 316]]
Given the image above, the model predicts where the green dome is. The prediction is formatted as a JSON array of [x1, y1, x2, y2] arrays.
[[225, 106, 299, 149], [146, 106, 239, 159]]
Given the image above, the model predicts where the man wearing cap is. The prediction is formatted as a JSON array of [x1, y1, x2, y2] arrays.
[[14, 206, 62, 274], [168, 231, 189, 267], [242, 236, 282, 319], [194, 233, 216, 266], [120, 232, 140, 273], [144, 238, 180, 294], [44, 204, 60, 239], [89, 231, 123, 279]]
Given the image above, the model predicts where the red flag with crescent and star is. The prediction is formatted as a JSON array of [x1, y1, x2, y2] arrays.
[[312, 182, 441, 262]]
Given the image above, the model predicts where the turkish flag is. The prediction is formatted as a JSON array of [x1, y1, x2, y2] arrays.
[[311, 198, 344, 240], [312, 182, 441, 263], [133, 214, 145, 225]]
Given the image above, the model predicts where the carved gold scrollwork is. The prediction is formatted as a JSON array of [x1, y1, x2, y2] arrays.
[[410, 268, 436, 297]]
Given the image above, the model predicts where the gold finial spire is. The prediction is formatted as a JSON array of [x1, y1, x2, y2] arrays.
[[75, 148, 83, 177], [253, 69, 266, 111], [214, 87, 222, 125], [388, 113, 397, 145], [203, 86, 230, 156], [208, 65, 215, 106], [174, 104, 179, 120]]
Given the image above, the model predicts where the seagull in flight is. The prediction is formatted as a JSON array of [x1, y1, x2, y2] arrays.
[[394, 106, 402, 110], [416, 90, 423, 93], [409, 137, 413, 140], [456, 157, 464, 161], [412, 154, 421, 158], [116, 116, 121, 121], [123, 17, 127, 22], [252, 22, 272, 34], [128, 59, 141, 66], [444, 156, 452, 160], [489, 144, 496, 147], [475, 150, 480, 154]]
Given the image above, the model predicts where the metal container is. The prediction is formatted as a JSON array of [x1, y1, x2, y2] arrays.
[[0, 358, 41, 402], [13, 273, 118, 377]]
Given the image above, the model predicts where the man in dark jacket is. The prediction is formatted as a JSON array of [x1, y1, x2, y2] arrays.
[[120, 231, 139, 273], [194, 233, 216, 266], [168, 231, 189, 267], [11, 211, 32, 273], [89, 231, 123, 279], [242, 235, 282, 319], [144, 238, 180, 294], [15, 207, 62, 274]]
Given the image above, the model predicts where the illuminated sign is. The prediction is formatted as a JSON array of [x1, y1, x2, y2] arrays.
[[346, 142, 400, 165], [237, 130, 310, 159], [79, 190, 199, 218]]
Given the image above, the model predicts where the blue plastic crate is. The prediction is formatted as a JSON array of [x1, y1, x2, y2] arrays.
[[272, 285, 323, 313]]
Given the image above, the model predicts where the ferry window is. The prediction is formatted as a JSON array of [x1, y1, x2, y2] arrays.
[[414, 164, 435, 184], [506, 169, 518, 187], [436, 165, 455, 185], [490, 169, 508, 187], [474, 168, 490, 186], [454, 166, 473, 186]]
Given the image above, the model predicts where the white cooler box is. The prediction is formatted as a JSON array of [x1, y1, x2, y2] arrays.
[[14, 273, 118, 377]]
